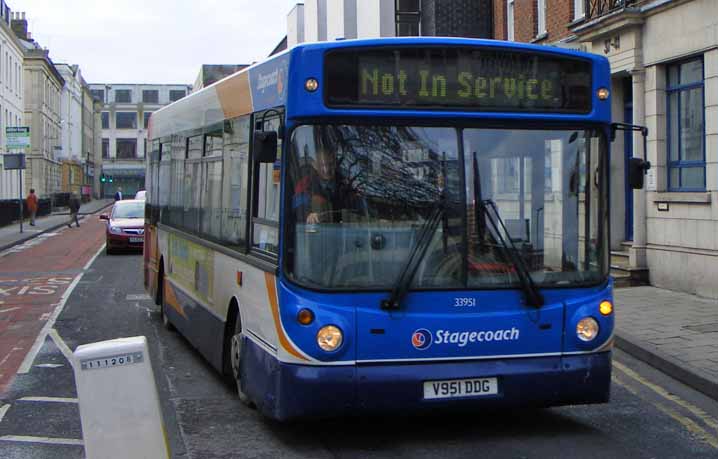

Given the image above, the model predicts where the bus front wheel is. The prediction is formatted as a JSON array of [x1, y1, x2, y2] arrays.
[[231, 314, 253, 407], [158, 266, 174, 331]]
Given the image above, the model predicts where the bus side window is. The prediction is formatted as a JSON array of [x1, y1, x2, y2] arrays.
[[250, 112, 282, 257], [221, 116, 251, 250]]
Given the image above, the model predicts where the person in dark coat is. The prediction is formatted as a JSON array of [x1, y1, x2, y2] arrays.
[[68, 193, 81, 228], [114, 187, 123, 201]]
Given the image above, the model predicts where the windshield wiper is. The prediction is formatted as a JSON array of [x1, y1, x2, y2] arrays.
[[381, 199, 445, 310], [473, 153, 543, 308]]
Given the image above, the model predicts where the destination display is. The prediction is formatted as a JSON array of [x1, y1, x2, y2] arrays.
[[325, 47, 592, 113]]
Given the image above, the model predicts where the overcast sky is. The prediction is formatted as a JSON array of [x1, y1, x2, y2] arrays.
[[12, 0, 299, 85]]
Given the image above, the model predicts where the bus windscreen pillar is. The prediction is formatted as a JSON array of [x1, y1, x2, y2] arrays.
[[73, 336, 169, 459]]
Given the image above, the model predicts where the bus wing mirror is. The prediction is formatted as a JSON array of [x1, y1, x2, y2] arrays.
[[253, 131, 278, 163], [629, 158, 651, 189]]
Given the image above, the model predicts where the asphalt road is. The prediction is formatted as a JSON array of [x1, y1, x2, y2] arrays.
[[2, 244, 718, 458]]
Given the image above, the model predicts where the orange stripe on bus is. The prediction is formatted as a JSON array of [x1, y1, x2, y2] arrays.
[[216, 71, 253, 119], [164, 280, 187, 319], [264, 273, 308, 361]]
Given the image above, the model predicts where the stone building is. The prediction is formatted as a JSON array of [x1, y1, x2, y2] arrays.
[[495, 0, 718, 298], [82, 85, 101, 198], [56, 64, 83, 196], [0, 5, 26, 200], [12, 12, 63, 198], [88, 83, 191, 197]]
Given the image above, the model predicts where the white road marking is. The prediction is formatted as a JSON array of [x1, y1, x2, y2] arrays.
[[0, 404, 10, 423], [126, 293, 151, 301], [34, 363, 64, 368], [17, 243, 106, 374], [49, 329, 75, 366], [18, 396, 78, 403], [0, 435, 84, 446], [0, 307, 20, 314]]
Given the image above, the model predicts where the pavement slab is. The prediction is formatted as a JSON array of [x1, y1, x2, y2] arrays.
[[615, 286, 718, 401]]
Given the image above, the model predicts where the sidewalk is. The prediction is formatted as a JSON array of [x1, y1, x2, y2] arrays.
[[615, 286, 718, 400], [0, 198, 114, 252]]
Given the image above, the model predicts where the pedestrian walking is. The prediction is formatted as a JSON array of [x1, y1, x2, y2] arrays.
[[114, 187, 123, 201], [26, 188, 38, 226], [68, 193, 81, 228]]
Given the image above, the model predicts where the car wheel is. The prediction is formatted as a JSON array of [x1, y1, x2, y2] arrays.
[[105, 244, 114, 255], [230, 314, 253, 407]]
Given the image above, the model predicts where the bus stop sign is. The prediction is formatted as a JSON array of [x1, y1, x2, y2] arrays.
[[3, 153, 26, 170]]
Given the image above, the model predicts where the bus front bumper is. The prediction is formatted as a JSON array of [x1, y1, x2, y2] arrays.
[[241, 338, 611, 421]]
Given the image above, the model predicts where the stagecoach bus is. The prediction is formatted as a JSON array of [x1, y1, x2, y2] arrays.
[[144, 37, 646, 420]]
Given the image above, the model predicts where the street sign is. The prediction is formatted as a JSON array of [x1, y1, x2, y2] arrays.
[[6, 126, 30, 149], [3, 153, 26, 170]]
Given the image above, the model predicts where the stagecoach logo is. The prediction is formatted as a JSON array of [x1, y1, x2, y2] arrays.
[[412, 328, 433, 350]]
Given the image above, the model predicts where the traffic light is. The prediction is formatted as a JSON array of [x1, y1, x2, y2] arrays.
[[108, 176, 114, 183], [100, 174, 107, 183]]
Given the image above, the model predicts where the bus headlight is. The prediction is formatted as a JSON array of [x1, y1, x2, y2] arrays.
[[576, 317, 599, 342], [317, 325, 343, 352]]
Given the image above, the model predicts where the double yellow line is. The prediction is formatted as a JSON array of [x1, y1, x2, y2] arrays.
[[613, 361, 718, 449]]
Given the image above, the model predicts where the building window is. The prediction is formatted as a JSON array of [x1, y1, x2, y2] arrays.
[[537, 0, 546, 36], [102, 138, 109, 159], [395, 0, 421, 37], [667, 58, 705, 191], [507, 0, 515, 41], [169, 90, 186, 102], [114, 89, 132, 103], [143, 112, 152, 129], [115, 112, 137, 129], [142, 89, 159, 104], [116, 139, 137, 159], [101, 112, 109, 129], [573, 0, 585, 20], [91, 89, 105, 102]]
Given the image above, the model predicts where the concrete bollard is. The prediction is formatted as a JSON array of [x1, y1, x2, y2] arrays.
[[73, 336, 169, 459]]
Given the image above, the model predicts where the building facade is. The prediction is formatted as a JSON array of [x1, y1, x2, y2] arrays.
[[56, 64, 83, 196], [88, 83, 191, 198], [12, 13, 63, 198], [495, 0, 718, 298], [287, 0, 492, 44], [0, 5, 25, 200], [82, 85, 100, 198]]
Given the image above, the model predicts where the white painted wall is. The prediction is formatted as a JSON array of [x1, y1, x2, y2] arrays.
[[327, 0, 357, 41], [304, 0, 327, 42], [356, 0, 395, 38], [57, 64, 83, 162], [287, 3, 305, 47], [0, 19, 25, 199]]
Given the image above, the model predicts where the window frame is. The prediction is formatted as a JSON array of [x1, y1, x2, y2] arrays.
[[169, 89, 186, 102], [249, 109, 284, 261], [116, 138, 138, 159], [395, 0, 421, 37], [114, 89, 132, 103], [115, 111, 137, 130], [537, 0, 546, 37], [142, 89, 159, 104], [573, 0, 585, 20], [507, 0, 515, 41], [666, 56, 706, 192]]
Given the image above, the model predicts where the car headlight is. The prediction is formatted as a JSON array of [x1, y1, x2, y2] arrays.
[[317, 325, 343, 352], [576, 317, 599, 342], [109, 226, 122, 234]]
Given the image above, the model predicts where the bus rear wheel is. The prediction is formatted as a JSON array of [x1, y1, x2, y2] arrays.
[[230, 314, 253, 407], [158, 267, 174, 331]]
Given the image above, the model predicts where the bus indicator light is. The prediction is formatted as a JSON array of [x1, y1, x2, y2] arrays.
[[599, 300, 613, 316], [297, 308, 314, 325]]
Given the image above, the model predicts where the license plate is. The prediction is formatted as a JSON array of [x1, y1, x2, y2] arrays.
[[423, 377, 498, 400], [129, 237, 143, 243]]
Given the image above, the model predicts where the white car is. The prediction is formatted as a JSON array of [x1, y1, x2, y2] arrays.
[[134, 190, 147, 200]]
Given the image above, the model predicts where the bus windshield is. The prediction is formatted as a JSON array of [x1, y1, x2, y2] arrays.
[[286, 124, 608, 291]]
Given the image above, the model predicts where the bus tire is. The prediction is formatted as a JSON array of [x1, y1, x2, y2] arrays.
[[158, 265, 174, 331], [230, 313, 253, 407]]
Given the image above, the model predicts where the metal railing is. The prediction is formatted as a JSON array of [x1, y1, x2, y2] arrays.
[[585, 0, 638, 21]]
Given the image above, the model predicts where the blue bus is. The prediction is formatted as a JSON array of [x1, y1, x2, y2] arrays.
[[145, 37, 647, 420]]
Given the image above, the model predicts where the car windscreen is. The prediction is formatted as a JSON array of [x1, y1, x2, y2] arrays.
[[112, 202, 145, 219]]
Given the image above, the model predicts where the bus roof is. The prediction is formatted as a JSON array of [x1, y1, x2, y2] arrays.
[[149, 37, 610, 140]]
